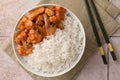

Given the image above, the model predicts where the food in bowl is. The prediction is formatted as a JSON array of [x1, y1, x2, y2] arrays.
[[13, 4, 85, 77], [14, 6, 66, 56]]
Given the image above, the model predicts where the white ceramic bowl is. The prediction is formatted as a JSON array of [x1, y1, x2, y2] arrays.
[[12, 4, 86, 77]]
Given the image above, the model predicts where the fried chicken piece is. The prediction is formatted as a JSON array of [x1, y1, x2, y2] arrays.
[[17, 43, 32, 56], [58, 22, 64, 30], [56, 6, 66, 20], [56, 12, 63, 21], [48, 6, 56, 11], [17, 16, 34, 30], [28, 7, 45, 20], [24, 19, 34, 30], [49, 16, 59, 23], [14, 31, 21, 44], [14, 30, 27, 44], [45, 8, 55, 16], [17, 16, 28, 30], [55, 6, 66, 14], [27, 29, 42, 44], [17, 45, 25, 55], [35, 15, 44, 26], [46, 26, 57, 36]]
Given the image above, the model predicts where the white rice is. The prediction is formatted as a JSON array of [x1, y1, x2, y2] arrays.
[[23, 12, 84, 74]]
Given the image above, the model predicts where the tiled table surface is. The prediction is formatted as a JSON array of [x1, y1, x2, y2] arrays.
[[0, 0, 120, 80]]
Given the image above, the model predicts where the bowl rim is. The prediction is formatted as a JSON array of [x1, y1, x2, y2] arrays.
[[12, 3, 86, 77]]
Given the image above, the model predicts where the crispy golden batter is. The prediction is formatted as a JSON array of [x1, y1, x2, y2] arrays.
[[45, 8, 55, 16], [27, 29, 42, 44], [17, 16, 28, 30], [24, 19, 34, 29], [28, 7, 45, 20], [14, 30, 27, 44], [17, 44, 32, 56]]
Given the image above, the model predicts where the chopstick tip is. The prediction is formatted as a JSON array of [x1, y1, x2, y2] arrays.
[[111, 51, 117, 61], [102, 55, 107, 64]]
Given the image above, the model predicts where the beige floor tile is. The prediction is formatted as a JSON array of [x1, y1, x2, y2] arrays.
[[116, 15, 120, 24], [109, 37, 120, 80], [0, 48, 33, 80], [111, 0, 120, 9], [76, 45, 107, 80], [0, 37, 7, 45]]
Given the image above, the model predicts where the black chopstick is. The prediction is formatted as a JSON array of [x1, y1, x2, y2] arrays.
[[84, 0, 107, 64], [89, 0, 117, 61]]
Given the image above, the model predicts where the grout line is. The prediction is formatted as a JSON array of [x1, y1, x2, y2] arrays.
[[0, 36, 8, 37], [110, 35, 120, 37], [115, 13, 120, 19]]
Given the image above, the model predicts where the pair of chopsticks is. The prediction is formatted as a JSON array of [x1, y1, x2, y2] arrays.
[[84, 0, 117, 64]]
